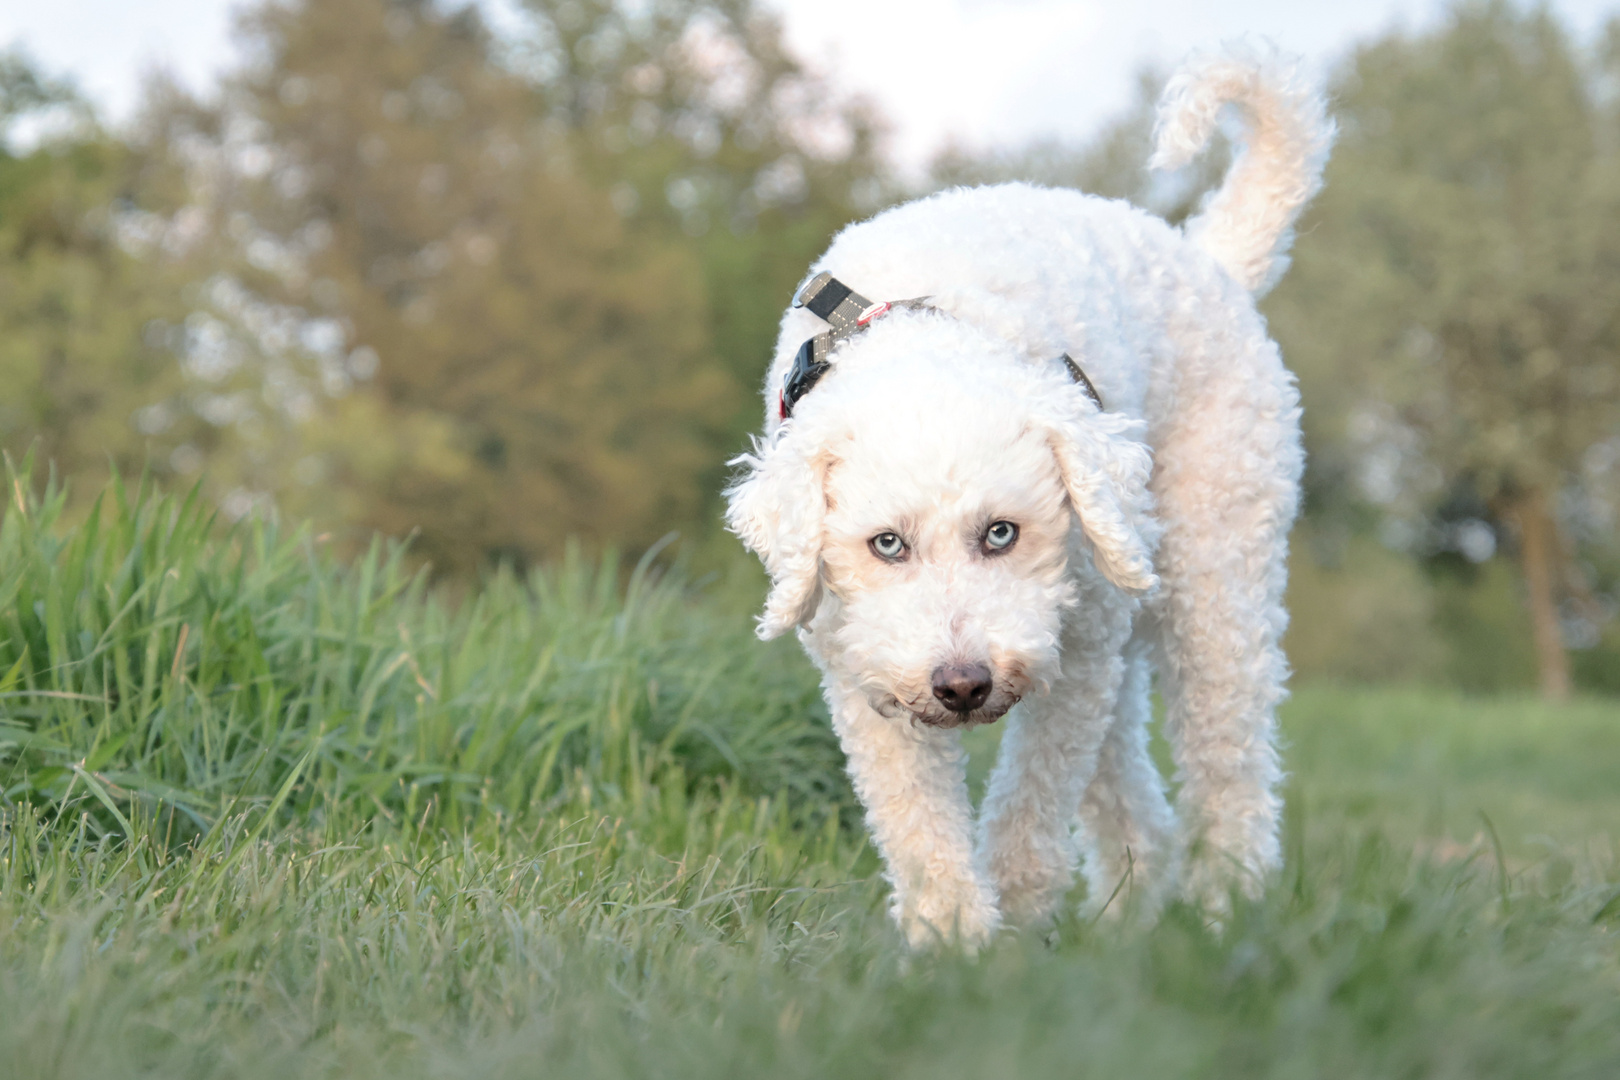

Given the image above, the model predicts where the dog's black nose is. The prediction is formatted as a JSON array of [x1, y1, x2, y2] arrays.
[[931, 663, 993, 713]]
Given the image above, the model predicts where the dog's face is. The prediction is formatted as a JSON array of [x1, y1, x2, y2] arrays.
[[727, 313, 1159, 727], [816, 394, 1074, 726]]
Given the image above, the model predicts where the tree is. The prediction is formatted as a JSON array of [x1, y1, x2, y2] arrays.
[[144, 0, 747, 574], [1267, 1, 1620, 699], [510, 0, 893, 439], [0, 50, 200, 496], [136, 0, 891, 575]]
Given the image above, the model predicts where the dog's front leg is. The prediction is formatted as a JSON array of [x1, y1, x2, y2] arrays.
[[977, 586, 1136, 927], [828, 681, 1000, 949]]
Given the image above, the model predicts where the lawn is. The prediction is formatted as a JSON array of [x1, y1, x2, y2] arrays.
[[2, 472, 1618, 1079]]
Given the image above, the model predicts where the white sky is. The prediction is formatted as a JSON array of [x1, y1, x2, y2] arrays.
[[3, 0, 1619, 170]]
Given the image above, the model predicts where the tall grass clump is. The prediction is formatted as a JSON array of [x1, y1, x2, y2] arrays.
[[0, 458, 845, 849]]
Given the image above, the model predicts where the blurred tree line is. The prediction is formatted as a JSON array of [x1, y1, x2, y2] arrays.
[[1275, 1, 1620, 699], [1, 0, 885, 576], [2, 0, 1618, 696]]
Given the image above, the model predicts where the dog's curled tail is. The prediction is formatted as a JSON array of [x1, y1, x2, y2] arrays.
[[1151, 45, 1334, 296]]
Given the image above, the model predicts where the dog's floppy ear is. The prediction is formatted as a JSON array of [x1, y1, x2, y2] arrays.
[[1045, 407, 1161, 593], [725, 430, 830, 639]]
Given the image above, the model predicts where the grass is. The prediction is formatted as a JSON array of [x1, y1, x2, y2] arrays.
[[2, 466, 1618, 1079]]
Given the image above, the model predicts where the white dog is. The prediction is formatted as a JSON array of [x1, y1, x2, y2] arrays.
[[726, 48, 1332, 948]]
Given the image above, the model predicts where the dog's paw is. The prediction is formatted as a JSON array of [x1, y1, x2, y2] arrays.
[[1078, 842, 1180, 926], [1178, 846, 1265, 924], [992, 876, 1069, 930], [898, 889, 1002, 952]]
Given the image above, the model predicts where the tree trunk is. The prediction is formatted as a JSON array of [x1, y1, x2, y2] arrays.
[[1503, 488, 1571, 701]]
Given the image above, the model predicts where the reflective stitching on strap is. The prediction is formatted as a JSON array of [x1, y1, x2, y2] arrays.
[[1059, 353, 1104, 410]]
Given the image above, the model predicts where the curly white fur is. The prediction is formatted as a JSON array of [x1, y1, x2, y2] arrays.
[[726, 47, 1330, 947], [1153, 43, 1336, 295]]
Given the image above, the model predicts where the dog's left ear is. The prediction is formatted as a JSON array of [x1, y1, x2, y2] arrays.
[[1045, 407, 1161, 593], [725, 429, 830, 639]]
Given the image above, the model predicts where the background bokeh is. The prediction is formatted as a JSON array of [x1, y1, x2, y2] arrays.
[[2, 0, 1619, 697]]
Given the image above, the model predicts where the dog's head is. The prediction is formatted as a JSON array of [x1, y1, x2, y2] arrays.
[[726, 314, 1158, 726]]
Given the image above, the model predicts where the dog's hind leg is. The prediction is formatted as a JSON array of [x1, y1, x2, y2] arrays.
[[1150, 327, 1302, 913], [1075, 636, 1179, 921], [828, 682, 1000, 949], [977, 581, 1136, 928]]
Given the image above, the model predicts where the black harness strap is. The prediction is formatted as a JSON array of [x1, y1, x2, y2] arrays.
[[780, 272, 1104, 418], [1060, 353, 1103, 411], [801, 275, 858, 325]]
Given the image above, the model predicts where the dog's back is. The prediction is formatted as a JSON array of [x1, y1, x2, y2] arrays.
[[763, 47, 1333, 440]]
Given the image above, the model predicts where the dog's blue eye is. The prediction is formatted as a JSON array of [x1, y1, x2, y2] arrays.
[[984, 521, 1018, 552], [870, 532, 907, 561]]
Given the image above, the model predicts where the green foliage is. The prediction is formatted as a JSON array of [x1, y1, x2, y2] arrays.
[[102, 0, 890, 577], [516, 0, 892, 395], [1264, 1, 1620, 694], [1427, 556, 1541, 693], [0, 45, 76, 128], [134, 0, 747, 574], [0, 462, 845, 843], [1283, 529, 1452, 685], [1570, 617, 1620, 694], [1271, 0, 1620, 506], [0, 52, 197, 500]]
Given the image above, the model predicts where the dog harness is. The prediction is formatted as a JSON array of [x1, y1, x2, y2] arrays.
[[780, 271, 1105, 419]]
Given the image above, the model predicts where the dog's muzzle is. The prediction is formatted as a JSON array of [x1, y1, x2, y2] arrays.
[[875, 673, 1022, 729]]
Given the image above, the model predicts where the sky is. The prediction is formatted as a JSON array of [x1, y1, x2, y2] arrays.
[[4, 0, 1620, 170]]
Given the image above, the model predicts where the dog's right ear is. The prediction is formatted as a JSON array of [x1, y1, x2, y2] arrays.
[[725, 430, 829, 639]]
